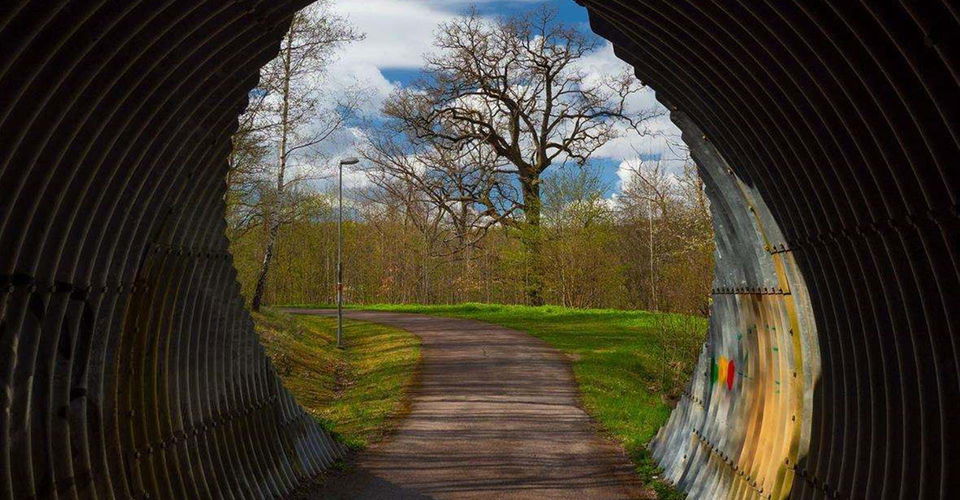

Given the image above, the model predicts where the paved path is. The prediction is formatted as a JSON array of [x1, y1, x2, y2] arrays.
[[287, 310, 650, 499]]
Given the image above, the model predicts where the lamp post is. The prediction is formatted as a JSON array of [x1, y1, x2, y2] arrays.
[[337, 157, 359, 349]]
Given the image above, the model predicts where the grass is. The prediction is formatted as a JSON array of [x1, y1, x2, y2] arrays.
[[252, 308, 421, 450], [340, 303, 706, 499]]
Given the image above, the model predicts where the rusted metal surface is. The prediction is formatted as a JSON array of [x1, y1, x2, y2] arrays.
[[0, 1, 957, 498]]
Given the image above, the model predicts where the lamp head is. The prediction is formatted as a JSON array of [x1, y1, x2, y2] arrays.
[[340, 157, 360, 165]]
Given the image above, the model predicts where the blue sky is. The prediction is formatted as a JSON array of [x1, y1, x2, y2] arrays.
[[379, 1, 590, 84], [322, 0, 685, 195]]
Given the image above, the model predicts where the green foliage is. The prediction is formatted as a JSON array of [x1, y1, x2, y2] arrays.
[[252, 309, 420, 449], [306, 303, 703, 497], [229, 170, 714, 314], [631, 447, 688, 500]]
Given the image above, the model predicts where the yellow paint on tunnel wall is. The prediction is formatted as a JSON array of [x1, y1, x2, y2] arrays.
[[648, 120, 821, 500]]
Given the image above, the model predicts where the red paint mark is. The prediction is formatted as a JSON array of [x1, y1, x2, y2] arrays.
[[726, 360, 736, 390]]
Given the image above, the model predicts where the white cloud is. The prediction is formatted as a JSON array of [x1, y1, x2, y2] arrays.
[[572, 41, 690, 196], [331, 0, 460, 69], [615, 158, 641, 190], [319, 4, 689, 196], [615, 157, 686, 194], [572, 42, 683, 163], [594, 114, 682, 160], [312, 0, 502, 177], [316, 0, 465, 156], [324, 60, 396, 117], [303, 160, 372, 192]]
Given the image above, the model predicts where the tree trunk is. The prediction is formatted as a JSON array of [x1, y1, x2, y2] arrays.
[[521, 176, 545, 306], [648, 198, 657, 312], [251, 28, 293, 312], [251, 219, 280, 311]]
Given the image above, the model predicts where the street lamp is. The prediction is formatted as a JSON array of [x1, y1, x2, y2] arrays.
[[337, 157, 359, 349]]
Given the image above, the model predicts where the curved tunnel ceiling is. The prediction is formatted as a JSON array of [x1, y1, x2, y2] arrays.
[[576, 1, 959, 497], [0, 1, 957, 498]]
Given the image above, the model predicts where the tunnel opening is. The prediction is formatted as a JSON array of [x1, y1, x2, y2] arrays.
[[226, 4, 724, 495], [0, 1, 956, 499], [226, 6, 821, 499]]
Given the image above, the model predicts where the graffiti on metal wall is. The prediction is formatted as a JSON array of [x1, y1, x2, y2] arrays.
[[649, 111, 821, 499]]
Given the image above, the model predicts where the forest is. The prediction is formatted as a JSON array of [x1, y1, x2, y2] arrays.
[[225, 2, 715, 316]]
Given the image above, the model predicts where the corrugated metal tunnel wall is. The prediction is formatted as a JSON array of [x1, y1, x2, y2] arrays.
[[648, 109, 823, 499], [0, 1, 956, 498], [0, 2, 345, 499], [577, 1, 959, 498]]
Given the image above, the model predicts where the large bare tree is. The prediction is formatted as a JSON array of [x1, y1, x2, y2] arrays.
[[363, 138, 522, 256], [239, 1, 364, 312], [364, 7, 660, 304]]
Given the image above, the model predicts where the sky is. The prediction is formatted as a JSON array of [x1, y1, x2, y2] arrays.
[[319, 0, 686, 196]]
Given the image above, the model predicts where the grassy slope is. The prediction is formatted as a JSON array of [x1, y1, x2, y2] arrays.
[[253, 309, 420, 450], [352, 303, 705, 498]]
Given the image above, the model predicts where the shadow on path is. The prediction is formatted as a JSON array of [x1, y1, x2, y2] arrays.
[[285, 310, 652, 499]]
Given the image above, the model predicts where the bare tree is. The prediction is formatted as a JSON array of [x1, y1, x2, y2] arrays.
[[620, 156, 674, 311], [247, 2, 364, 312], [616, 152, 714, 313], [226, 83, 274, 239], [364, 7, 660, 305], [363, 133, 522, 256]]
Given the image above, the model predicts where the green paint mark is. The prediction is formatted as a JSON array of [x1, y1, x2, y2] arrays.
[[710, 357, 718, 386]]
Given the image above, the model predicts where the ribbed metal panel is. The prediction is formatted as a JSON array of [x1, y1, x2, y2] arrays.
[[1, 1, 957, 498], [0, 2, 345, 498], [649, 108, 821, 499], [578, 0, 959, 498]]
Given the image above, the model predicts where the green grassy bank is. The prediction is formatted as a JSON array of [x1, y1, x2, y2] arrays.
[[252, 309, 421, 450], [345, 303, 705, 498]]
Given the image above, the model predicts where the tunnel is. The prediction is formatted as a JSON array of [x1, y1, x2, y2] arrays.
[[0, 1, 956, 498]]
